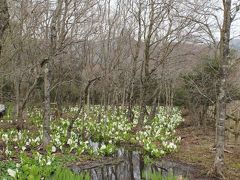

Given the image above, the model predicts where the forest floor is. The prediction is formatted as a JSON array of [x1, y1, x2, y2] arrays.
[[1, 113, 240, 179], [167, 124, 240, 180]]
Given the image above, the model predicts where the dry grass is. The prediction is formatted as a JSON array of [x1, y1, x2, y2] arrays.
[[170, 126, 240, 180]]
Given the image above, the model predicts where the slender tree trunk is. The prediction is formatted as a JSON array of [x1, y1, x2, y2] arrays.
[[148, 88, 160, 122], [213, 0, 232, 176], [13, 0, 25, 126], [138, 0, 155, 127], [42, 0, 63, 147], [127, 1, 141, 122], [14, 76, 20, 121], [43, 62, 51, 146], [0, 0, 9, 55]]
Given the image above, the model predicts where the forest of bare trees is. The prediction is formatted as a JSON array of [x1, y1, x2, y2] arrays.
[[0, 0, 239, 179]]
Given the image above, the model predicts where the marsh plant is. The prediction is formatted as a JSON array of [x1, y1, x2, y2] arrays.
[[0, 106, 183, 179]]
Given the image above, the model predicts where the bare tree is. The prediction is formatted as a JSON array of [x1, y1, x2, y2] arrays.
[[42, 0, 63, 147], [213, 0, 233, 177], [0, 0, 9, 55], [2, 0, 46, 127], [0, 0, 9, 102]]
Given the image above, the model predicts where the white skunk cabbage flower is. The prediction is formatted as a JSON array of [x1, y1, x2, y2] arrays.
[[7, 169, 16, 178], [51, 146, 56, 153]]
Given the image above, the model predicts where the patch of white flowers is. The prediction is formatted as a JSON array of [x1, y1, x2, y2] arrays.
[[0, 105, 183, 178]]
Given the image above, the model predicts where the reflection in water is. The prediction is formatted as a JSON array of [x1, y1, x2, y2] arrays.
[[70, 141, 196, 180]]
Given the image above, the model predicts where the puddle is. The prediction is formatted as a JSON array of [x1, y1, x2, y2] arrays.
[[69, 142, 200, 180]]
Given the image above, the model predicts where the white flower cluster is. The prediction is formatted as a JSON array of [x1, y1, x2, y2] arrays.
[[0, 105, 183, 177]]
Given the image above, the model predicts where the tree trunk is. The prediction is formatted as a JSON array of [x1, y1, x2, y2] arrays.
[[213, 0, 232, 176], [14, 76, 21, 122], [43, 62, 51, 147], [137, 0, 155, 127], [0, 0, 9, 55], [42, 0, 63, 147]]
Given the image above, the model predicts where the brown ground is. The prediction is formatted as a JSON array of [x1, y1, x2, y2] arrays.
[[167, 125, 240, 180]]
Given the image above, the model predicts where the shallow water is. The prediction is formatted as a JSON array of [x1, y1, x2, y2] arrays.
[[69, 143, 198, 180]]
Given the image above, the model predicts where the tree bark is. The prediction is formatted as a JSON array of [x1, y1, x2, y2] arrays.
[[43, 62, 51, 146], [138, 0, 155, 127], [43, 0, 63, 147], [214, 0, 232, 176], [0, 0, 9, 103], [0, 0, 9, 55]]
